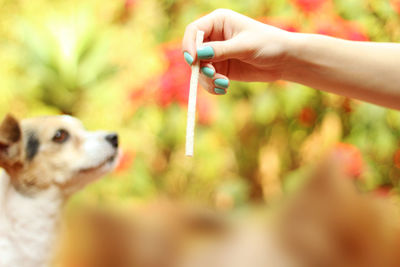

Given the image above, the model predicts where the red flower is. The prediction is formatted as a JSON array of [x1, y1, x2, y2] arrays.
[[292, 0, 327, 13], [115, 149, 135, 173], [128, 78, 158, 116], [391, 0, 400, 15], [346, 29, 369, 41], [314, 17, 346, 38], [197, 95, 216, 126], [333, 143, 363, 178], [125, 0, 138, 9], [157, 43, 216, 125], [129, 87, 145, 102], [315, 18, 369, 41], [342, 21, 369, 41], [393, 149, 400, 169], [258, 17, 300, 32], [158, 44, 191, 107], [373, 186, 392, 198], [316, 25, 343, 38], [299, 107, 316, 126]]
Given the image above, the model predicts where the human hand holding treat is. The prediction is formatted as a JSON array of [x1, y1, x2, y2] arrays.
[[182, 9, 400, 110], [182, 9, 292, 95]]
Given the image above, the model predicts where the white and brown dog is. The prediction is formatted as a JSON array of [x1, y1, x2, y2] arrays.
[[0, 114, 119, 267]]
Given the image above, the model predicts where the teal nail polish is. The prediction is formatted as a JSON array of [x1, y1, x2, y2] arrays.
[[197, 46, 214, 60], [214, 88, 226, 95], [214, 78, 229, 89], [201, 67, 215, 78], [183, 52, 193, 65]]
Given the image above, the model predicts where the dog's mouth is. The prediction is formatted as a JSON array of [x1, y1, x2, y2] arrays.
[[78, 153, 118, 174]]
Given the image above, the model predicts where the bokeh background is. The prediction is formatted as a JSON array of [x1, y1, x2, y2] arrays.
[[2, 0, 400, 221]]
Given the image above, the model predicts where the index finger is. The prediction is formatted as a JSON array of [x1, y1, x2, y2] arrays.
[[182, 9, 227, 64]]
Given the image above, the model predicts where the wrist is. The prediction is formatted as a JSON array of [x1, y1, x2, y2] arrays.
[[281, 32, 312, 82]]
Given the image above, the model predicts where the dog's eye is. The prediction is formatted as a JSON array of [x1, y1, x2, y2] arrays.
[[52, 129, 69, 143]]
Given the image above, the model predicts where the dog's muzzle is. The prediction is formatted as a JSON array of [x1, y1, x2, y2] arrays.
[[105, 133, 119, 148]]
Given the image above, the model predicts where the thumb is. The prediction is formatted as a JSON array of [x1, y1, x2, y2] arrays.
[[199, 38, 243, 62]]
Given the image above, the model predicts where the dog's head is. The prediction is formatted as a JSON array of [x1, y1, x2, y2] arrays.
[[0, 114, 119, 195]]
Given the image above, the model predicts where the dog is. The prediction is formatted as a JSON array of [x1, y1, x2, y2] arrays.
[[60, 154, 400, 267], [0, 114, 119, 267]]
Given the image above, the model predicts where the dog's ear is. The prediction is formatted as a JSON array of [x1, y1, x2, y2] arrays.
[[0, 114, 22, 167]]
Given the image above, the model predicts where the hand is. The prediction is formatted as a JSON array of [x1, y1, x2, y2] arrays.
[[182, 9, 293, 95]]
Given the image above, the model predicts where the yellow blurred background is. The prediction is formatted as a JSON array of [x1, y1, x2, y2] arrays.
[[1, 0, 400, 219], [4, 0, 400, 266]]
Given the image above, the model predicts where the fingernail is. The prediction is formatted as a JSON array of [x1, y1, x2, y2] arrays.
[[214, 88, 226, 95], [183, 52, 194, 65], [214, 78, 229, 89], [201, 67, 215, 78], [197, 46, 214, 60]]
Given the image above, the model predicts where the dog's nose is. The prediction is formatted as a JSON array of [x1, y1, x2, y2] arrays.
[[105, 133, 119, 148]]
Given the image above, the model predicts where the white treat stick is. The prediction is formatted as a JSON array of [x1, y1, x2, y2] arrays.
[[185, 30, 204, 157]]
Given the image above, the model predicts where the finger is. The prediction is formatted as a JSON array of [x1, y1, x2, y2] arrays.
[[197, 37, 245, 63], [199, 63, 216, 95], [199, 75, 215, 95], [213, 73, 230, 93], [199, 72, 230, 96], [200, 62, 215, 78], [182, 9, 231, 65]]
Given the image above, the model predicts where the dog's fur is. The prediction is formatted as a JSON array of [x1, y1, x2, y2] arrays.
[[61, 154, 400, 267], [0, 114, 119, 267]]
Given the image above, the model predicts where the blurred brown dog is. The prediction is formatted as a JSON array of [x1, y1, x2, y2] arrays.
[[59, 153, 400, 267]]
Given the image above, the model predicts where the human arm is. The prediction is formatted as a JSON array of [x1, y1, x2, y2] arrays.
[[182, 9, 400, 109]]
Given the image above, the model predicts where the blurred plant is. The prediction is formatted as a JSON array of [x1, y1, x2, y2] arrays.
[[333, 143, 364, 178], [292, 0, 328, 13], [13, 6, 117, 114], [1, 0, 400, 211]]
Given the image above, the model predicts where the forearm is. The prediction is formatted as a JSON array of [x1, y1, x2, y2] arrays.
[[283, 33, 400, 109]]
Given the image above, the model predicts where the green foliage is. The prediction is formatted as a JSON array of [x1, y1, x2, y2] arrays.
[[1, 0, 400, 208]]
